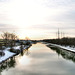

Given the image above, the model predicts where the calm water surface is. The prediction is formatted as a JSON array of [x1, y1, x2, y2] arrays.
[[1, 43, 75, 75]]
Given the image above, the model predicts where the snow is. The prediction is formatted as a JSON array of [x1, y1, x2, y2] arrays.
[[46, 43, 75, 53], [24, 46, 30, 49], [13, 46, 20, 50], [0, 48, 16, 63], [13, 45, 30, 50], [0, 45, 30, 63]]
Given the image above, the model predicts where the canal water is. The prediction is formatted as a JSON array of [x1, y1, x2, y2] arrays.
[[0, 43, 75, 75]]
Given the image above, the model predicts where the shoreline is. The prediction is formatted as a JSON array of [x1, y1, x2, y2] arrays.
[[0, 45, 31, 64], [43, 42, 75, 53]]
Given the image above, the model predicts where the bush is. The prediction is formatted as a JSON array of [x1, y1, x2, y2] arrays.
[[0, 51, 5, 56], [9, 48, 20, 54]]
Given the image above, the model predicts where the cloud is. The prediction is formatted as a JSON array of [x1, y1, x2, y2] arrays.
[[0, 0, 10, 2], [0, 24, 18, 32], [0, 0, 75, 39], [41, 0, 75, 8]]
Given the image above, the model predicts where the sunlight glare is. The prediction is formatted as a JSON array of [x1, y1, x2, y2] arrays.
[[8, 0, 46, 28], [19, 55, 31, 65]]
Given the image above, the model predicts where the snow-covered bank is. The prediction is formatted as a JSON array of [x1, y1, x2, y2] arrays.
[[45, 42, 75, 53], [0, 48, 16, 64], [0, 45, 31, 64]]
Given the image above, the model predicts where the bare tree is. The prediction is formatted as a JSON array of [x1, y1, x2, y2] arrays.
[[1, 32, 17, 47], [1, 32, 10, 47], [9, 33, 17, 48]]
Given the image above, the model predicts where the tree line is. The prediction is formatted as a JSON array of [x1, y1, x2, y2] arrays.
[[43, 37, 75, 47], [0, 32, 18, 49]]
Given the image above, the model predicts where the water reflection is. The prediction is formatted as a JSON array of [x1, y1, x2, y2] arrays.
[[19, 47, 31, 66], [46, 44, 75, 63], [0, 46, 31, 74], [24, 49, 30, 55], [0, 57, 16, 74], [1, 43, 75, 75], [20, 48, 30, 56], [18, 55, 31, 66]]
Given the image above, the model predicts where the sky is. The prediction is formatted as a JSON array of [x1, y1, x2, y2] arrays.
[[0, 0, 75, 40]]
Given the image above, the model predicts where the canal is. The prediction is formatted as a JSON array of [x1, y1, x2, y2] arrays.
[[0, 43, 75, 75]]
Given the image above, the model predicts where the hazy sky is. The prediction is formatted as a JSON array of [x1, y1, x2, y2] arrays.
[[0, 0, 75, 40]]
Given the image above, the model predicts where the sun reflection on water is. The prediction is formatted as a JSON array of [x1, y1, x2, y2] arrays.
[[18, 55, 31, 66]]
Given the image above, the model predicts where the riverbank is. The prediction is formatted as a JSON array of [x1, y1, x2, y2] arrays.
[[0, 45, 31, 64], [43, 42, 75, 53], [1, 43, 75, 75]]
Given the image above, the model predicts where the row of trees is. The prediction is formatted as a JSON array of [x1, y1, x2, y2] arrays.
[[0, 32, 18, 49], [0, 32, 18, 56], [43, 37, 75, 46]]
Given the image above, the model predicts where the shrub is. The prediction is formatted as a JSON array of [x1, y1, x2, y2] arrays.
[[9, 48, 20, 54], [0, 51, 5, 56]]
